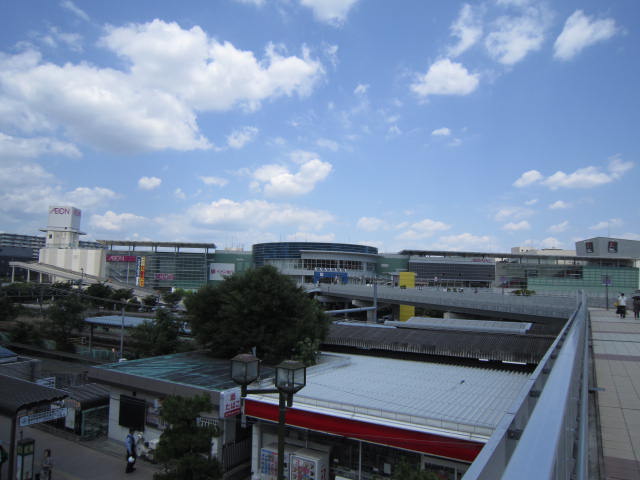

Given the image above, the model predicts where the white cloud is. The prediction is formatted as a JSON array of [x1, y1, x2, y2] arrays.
[[60, 0, 90, 21], [174, 188, 186, 200], [411, 59, 479, 98], [64, 187, 118, 209], [549, 200, 570, 210], [286, 231, 335, 242], [525, 198, 538, 205], [0, 133, 81, 159], [354, 84, 369, 95], [234, 0, 265, 6], [540, 237, 564, 249], [138, 176, 162, 190], [431, 127, 452, 136], [397, 218, 451, 240], [0, 21, 323, 154], [448, 4, 484, 57], [90, 210, 147, 231], [514, 157, 634, 190], [41, 27, 83, 52], [357, 217, 386, 232], [548, 220, 569, 233], [494, 206, 533, 222], [186, 198, 333, 230], [252, 154, 332, 197], [316, 138, 339, 151], [513, 170, 543, 187], [199, 176, 228, 187], [485, 5, 551, 65], [503, 220, 531, 231], [554, 10, 618, 61], [227, 126, 258, 149], [590, 218, 623, 231], [299, 0, 360, 26], [430, 233, 499, 252]]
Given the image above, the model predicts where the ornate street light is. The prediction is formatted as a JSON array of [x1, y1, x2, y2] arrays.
[[230, 353, 307, 480]]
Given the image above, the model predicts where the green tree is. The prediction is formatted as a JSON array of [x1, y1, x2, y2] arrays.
[[45, 295, 86, 351], [142, 294, 159, 312], [162, 290, 184, 309], [391, 460, 440, 480], [8, 321, 43, 347], [154, 394, 222, 480], [111, 288, 134, 303], [86, 283, 115, 308], [130, 309, 183, 358], [186, 265, 328, 364], [0, 295, 19, 323]]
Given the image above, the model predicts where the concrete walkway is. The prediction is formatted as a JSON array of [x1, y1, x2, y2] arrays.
[[591, 307, 640, 479]]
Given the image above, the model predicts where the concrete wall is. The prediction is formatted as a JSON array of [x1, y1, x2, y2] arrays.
[[39, 248, 105, 278]]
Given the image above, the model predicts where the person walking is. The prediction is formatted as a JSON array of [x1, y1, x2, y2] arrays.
[[41, 449, 53, 480], [617, 293, 627, 319], [633, 295, 640, 320], [125, 429, 137, 474]]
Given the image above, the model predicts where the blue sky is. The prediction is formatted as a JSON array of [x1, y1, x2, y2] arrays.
[[0, 0, 637, 253]]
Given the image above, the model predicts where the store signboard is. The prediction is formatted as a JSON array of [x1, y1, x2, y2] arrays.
[[209, 263, 235, 281], [47, 205, 81, 231], [106, 255, 137, 262], [219, 388, 242, 418], [155, 273, 175, 281], [19, 408, 68, 427]]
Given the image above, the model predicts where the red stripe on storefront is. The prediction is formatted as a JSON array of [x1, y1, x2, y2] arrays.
[[245, 399, 483, 462]]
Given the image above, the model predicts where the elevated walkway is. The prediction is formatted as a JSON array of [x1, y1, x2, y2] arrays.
[[9, 261, 157, 297], [591, 308, 640, 479]]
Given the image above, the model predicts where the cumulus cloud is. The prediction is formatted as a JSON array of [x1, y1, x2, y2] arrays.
[[354, 84, 369, 95], [411, 59, 479, 98], [0, 133, 80, 159], [287, 231, 335, 242], [251, 151, 332, 197], [90, 210, 147, 231], [199, 176, 229, 187], [590, 218, 623, 231], [299, 0, 360, 26], [316, 138, 339, 151], [138, 176, 162, 190], [0, 20, 323, 154], [540, 237, 564, 249], [448, 4, 484, 57], [503, 220, 531, 231], [548, 220, 569, 233], [431, 127, 451, 136], [513, 156, 633, 189], [430, 233, 499, 252], [186, 198, 333, 230], [525, 198, 538, 205], [485, 4, 551, 65], [396, 218, 451, 240], [513, 170, 543, 187], [549, 200, 570, 210], [494, 206, 533, 222], [554, 10, 618, 61], [357, 217, 386, 232], [227, 126, 258, 149]]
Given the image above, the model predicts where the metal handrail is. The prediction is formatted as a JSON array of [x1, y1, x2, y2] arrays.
[[462, 292, 589, 480]]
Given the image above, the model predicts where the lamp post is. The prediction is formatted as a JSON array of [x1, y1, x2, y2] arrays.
[[230, 353, 306, 480]]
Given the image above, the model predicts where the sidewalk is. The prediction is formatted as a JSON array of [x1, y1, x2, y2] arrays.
[[591, 307, 640, 479], [0, 421, 160, 480]]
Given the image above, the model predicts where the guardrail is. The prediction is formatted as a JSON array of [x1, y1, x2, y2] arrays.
[[461, 292, 589, 479]]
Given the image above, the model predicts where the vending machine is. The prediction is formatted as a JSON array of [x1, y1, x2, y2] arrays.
[[259, 443, 299, 480], [289, 448, 329, 480]]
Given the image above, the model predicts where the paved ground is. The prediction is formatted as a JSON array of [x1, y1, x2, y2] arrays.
[[591, 306, 640, 479], [0, 419, 160, 480]]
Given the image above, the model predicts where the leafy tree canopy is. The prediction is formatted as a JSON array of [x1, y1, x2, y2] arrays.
[[391, 460, 441, 480], [130, 309, 184, 358], [154, 394, 221, 480], [186, 266, 328, 364], [45, 295, 86, 352], [85, 283, 115, 308]]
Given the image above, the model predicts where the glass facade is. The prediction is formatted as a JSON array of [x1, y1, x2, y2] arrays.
[[253, 242, 378, 267]]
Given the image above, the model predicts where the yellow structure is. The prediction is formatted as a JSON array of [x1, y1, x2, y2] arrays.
[[398, 271, 416, 322]]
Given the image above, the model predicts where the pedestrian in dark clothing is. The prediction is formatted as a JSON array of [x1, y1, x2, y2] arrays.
[[633, 295, 640, 319], [41, 448, 53, 480], [125, 429, 137, 473]]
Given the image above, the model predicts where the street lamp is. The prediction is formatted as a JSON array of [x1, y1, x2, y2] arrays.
[[230, 353, 307, 480]]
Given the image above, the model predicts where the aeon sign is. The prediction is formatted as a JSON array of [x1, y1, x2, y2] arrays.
[[47, 205, 82, 231]]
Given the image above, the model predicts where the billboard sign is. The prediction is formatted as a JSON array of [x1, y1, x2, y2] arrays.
[[155, 273, 175, 281], [209, 263, 235, 281], [106, 255, 137, 263], [219, 388, 242, 418], [48, 205, 81, 231]]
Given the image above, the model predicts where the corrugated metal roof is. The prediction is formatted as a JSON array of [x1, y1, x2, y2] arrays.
[[256, 354, 529, 439], [325, 323, 552, 364], [392, 317, 532, 334], [63, 383, 109, 409], [0, 374, 68, 416]]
